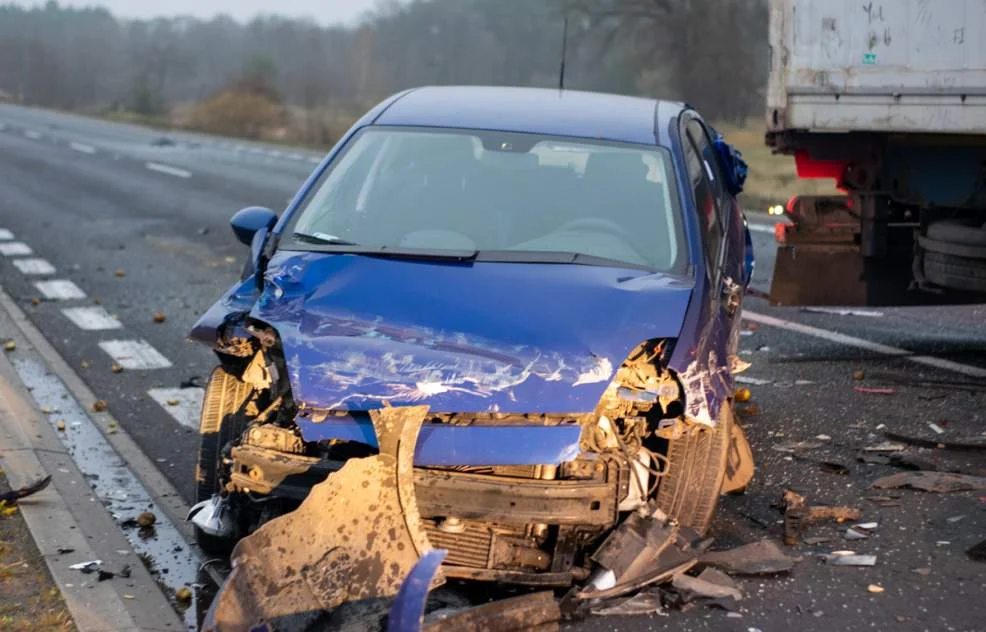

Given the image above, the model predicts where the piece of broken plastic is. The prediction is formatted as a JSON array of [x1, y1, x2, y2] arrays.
[[871, 471, 986, 493], [388, 549, 447, 632], [699, 540, 794, 575], [823, 552, 876, 566]]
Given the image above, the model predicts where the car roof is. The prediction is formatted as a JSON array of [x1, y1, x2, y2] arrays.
[[373, 86, 687, 146]]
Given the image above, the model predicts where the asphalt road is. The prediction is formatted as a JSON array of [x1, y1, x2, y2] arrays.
[[1, 104, 984, 632]]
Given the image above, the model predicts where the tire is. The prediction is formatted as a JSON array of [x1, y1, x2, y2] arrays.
[[655, 409, 731, 535], [926, 218, 986, 248], [923, 251, 986, 293], [195, 366, 253, 555]]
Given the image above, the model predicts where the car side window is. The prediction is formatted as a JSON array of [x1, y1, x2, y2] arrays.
[[682, 122, 723, 275]]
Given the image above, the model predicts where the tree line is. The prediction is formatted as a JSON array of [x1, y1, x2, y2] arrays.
[[0, 0, 768, 140]]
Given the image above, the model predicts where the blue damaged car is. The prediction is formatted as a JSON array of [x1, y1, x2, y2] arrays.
[[187, 86, 755, 590]]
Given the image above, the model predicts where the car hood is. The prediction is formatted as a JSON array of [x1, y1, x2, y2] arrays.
[[251, 250, 695, 414]]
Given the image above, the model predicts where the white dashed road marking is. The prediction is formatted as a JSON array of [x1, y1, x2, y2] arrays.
[[69, 142, 97, 154], [34, 279, 87, 300], [743, 310, 986, 379], [12, 258, 56, 275], [61, 306, 122, 330], [147, 387, 205, 429], [98, 339, 173, 370], [145, 162, 192, 179], [23, 129, 42, 140], [0, 228, 13, 240], [0, 242, 32, 256]]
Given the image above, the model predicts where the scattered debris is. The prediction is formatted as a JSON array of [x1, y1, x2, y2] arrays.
[[224, 256, 236, 264], [865, 496, 901, 507], [946, 515, 965, 524], [671, 568, 743, 602], [736, 403, 761, 417], [801, 307, 884, 317], [863, 441, 906, 453], [782, 490, 861, 545], [867, 584, 884, 594], [80, 360, 90, 369], [699, 540, 794, 575], [56, 420, 66, 432], [136, 511, 156, 528], [96, 564, 132, 582], [30, 297, 41, 306], [883, 431, 986, 452], [772, 440, 824, 453], [69, 560, 101, 572], [591, 590, 664, 616], [2, 339, 15, 352], [153, 311, 167, 323], [111, 363, 123, 374], [911, 567, 932, 576], [0, 475, 52, 504], [854, 386, 895, 395], [180, 376, 202, 389], [871, 471, 986, 493], [802, 537, 834, 545], [928, 423, 945, 435], [966, 540, 986, 562], [736, 376, 772, 386], [107, 421, 118, 434], [56, 548, 75, 554], [114, 268, 126, 278], [853, 370, 866, 381], [822, 552, 876, 566], [91, 400, 108, 412], [175, 586, 193, 604], [855, 522, 878, 530], [734, 387, 752, 403], [166, 398, 180, 406], [844, 528, 868, 540]]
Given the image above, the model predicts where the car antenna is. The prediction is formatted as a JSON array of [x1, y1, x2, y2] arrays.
[[558, 15, 569, 91]]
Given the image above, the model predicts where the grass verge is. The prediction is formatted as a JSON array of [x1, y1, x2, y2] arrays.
[[0, 470, 74, 631]]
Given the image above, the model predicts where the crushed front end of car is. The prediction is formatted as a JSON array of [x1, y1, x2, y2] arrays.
[[190, 248, 754, 630]]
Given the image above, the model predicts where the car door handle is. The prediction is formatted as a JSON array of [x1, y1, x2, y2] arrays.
[[722, 276, 742, 316]]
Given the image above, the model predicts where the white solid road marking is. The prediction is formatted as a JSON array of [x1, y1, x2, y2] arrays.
[[23, 129, 42, 140], [145, 162, 192, 179], [69, 142, 97, 155], [743, 310, 986, 379], [12, 258, 56, 275], [34, 279, 87, 300], [98, 339, 172, 370], [0, 228, 14, 240], [0, 242, 32, 256], [61, 306, 122, 330], [147, 387, 205, 429]]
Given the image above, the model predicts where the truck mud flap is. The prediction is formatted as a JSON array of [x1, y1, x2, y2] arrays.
[[202, 405, 442, 632], [770, 243, 865, 306]]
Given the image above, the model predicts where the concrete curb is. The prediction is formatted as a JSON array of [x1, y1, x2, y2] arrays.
[[0, 336, 184, 631]]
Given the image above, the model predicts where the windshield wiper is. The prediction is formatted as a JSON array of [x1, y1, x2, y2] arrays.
[[292, 231, 359, 246]]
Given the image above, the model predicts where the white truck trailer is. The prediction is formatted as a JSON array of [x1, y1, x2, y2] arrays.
[[766, 0, 986, 305]]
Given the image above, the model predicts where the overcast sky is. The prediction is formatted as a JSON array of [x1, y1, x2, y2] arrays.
[[49, 0, 380, 25]]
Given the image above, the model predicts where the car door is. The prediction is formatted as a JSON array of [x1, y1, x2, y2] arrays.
[[679, 113, 740, 423]]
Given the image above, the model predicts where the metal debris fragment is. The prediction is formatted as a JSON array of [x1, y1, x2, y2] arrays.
[[671, 568, 742, 602], [871, 471, 986, 493], [853, 386, 895, 395], [883, 431, 986, 452], [823, 552, 876, 566], [590, 590, 665, 616], [699, 540, 794, 575]]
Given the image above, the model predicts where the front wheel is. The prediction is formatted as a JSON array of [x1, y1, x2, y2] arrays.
[[655, 408, 732, 534], [194, 366, 252, 555]]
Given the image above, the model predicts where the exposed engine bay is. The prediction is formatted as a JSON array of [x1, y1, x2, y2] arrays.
[[190, 317, 753, 628]]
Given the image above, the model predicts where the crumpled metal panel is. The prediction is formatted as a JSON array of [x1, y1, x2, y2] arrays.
[[295, 415, 582, 465], [203, 405, 443, 632], [250, 250, 694, 414]]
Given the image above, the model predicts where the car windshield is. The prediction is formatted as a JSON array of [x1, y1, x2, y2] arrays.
[[286, 126, 686, 272]]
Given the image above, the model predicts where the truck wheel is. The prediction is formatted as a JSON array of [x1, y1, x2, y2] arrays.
[[195, 366, 252, 555], [656, 409, 732, 534], [922, 219, 986, 293], [924, 251, 986, 293]]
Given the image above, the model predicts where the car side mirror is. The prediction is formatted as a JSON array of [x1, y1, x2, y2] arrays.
[[230, 207, 277, 246]]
